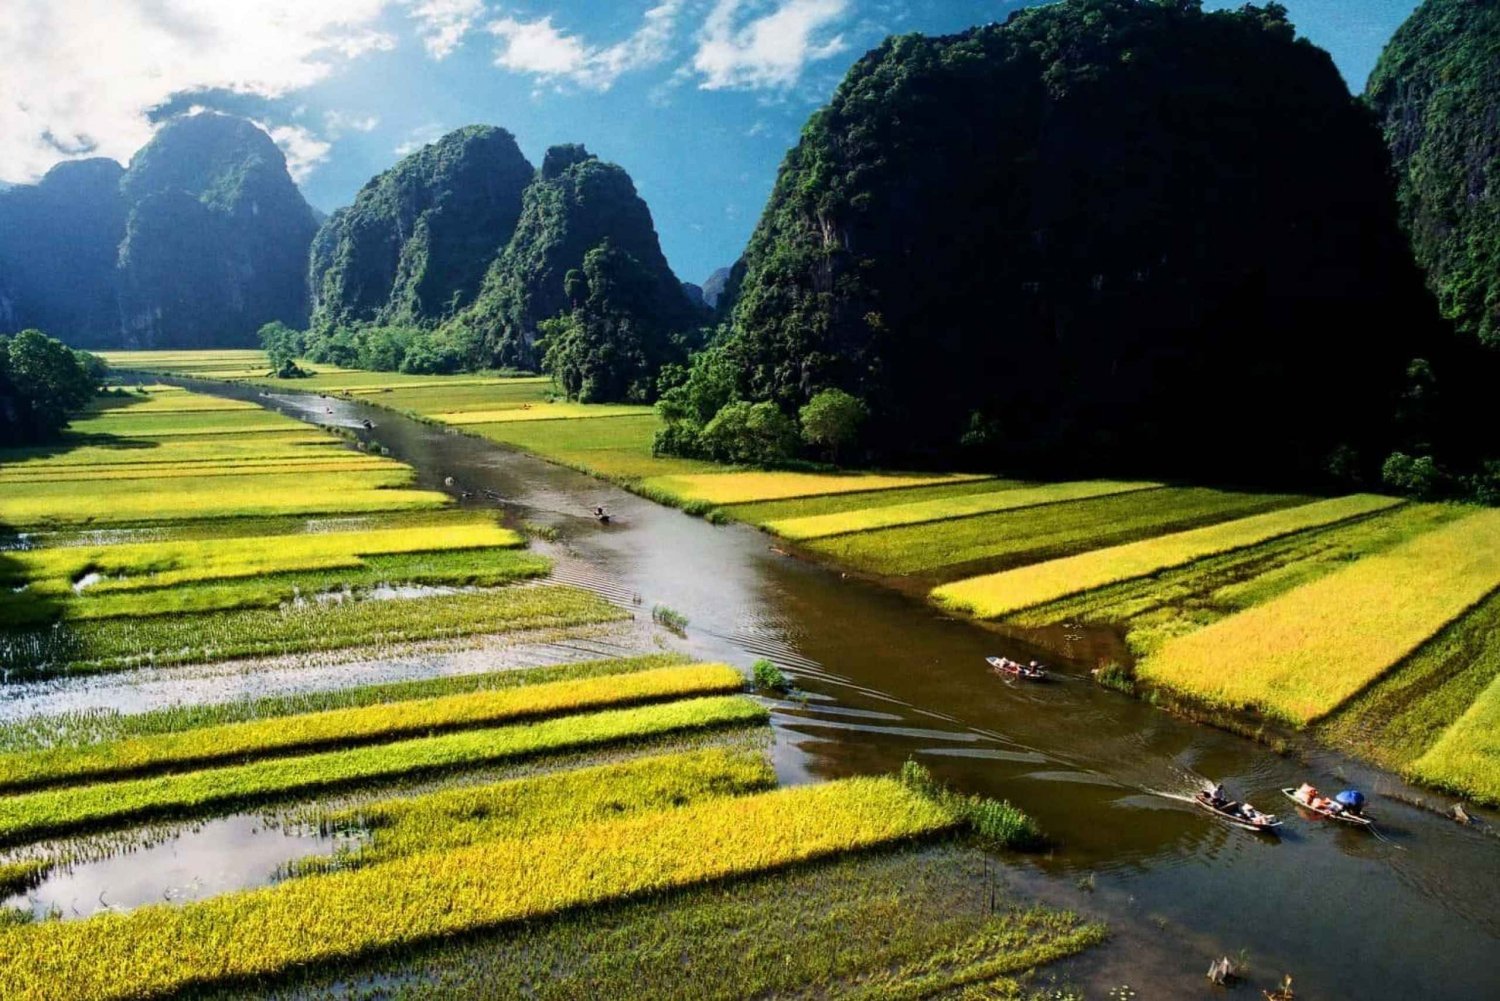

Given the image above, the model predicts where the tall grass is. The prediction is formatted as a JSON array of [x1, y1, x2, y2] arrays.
[[1140, 509, 1500, 724], [932, 494, 1401, 619], [0, 777, 956, 1001], [766, 480, 1160, 540], [0, 664, 744, 792], [0, 696, 767, 844]]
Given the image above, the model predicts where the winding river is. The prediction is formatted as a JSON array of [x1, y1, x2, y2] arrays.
[[10, 380, 1498, 999]]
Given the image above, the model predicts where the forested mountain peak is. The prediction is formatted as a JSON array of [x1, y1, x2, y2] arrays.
[[700, 0, 1442, 483], [307, 124, 535, 333], [443, 146, 701, 371], [1368, 0, 1500, 349]]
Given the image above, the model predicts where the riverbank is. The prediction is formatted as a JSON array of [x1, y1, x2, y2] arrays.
[[106, 351, 1500, 809]]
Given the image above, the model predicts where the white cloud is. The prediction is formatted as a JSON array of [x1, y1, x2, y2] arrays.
[[692, 0, 849, 91], [325, 110, 382, 134], [486, 2, 683, 92], [405, 0, 485, 59], [0, 1, 395, 183], [394, 122, 448, 157], [262, 123, 334, 182]]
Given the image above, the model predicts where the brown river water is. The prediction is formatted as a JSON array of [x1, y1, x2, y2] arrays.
[[4, 380, 1496, 999]]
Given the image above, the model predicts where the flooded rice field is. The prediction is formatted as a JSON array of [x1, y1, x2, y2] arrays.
[[8, 379, 1495, 999]]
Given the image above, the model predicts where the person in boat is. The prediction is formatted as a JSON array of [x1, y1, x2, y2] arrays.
[[1210, 783, 1228, 807], [1295, 782, 1317, 805]]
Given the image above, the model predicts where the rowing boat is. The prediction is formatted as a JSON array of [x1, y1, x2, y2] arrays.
[[987, 656, 1047, 681], [1281, 788, 1375, 828], [1193, 791, 1283, 833]]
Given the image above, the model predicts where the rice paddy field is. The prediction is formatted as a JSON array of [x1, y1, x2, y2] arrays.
[[0, 382, 630, 676], [0, 355, 1110, 998], [0, 648, 1094, 999]]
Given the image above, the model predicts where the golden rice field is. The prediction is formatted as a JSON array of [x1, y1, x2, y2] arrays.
[[101, 354, 1500, 806], [1409, 671, 1500, 803], [932, 494, 1402, 619], [0, 382, 626, 673], [1140, 508, 1500, 724], [0, 778, 959, 1001], [640, 470, 993, 506], [0, 640, 1081, 998], [764, 479, 1160, 540], [0, 354, 1109, 997]]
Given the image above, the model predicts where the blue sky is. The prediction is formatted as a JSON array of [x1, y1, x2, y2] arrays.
[[2, 1, 1422, 285]]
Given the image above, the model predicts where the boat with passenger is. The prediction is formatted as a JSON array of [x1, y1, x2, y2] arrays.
[[987, 656, 1047, 681], [1194, 783, 1282, 833], [1283, 784, 1374, 828]]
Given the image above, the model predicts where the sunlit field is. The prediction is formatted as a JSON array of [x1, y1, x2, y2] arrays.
[[0, 383, 619, 675], [932, 494, 1401, 619], [1139, 509, 1500, 724], [101, 352, 1500, 809]]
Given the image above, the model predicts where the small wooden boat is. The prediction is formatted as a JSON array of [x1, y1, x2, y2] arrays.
[[1193, 791, 1282, 833], [1281, 787, 1375, 828], [987, 656, 1047, 681]]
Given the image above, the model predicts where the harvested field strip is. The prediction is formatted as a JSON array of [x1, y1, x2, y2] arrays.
[[808, 487, 1308, 578], [0, 584, 624, 676], [1409, 670, 1500, 804], [13, 521, 522, 596], [0, 664, 745, 792], [640, 471, 992, 506], [722, 478, 1030, 525], [230, 844, 1102, 1001], [0, 777, 953, 1001], [1140, 509, 1500, 724], [1320, 590, 1500, 777], [434, 403, 651, 424], [296, 747, 776, 872], [0, 654, 688, 753], [0, 695, 766, 844], [767, 480, 1161, 540], [0, 434, 340, 467], [932, 494, 1401, 619]]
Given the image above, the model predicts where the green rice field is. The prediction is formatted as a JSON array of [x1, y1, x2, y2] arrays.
[[0, 361, 1095, 997], [101, 353, 1500, 807], [0, 642, 1082, 999], [0, 382, 627, 675]]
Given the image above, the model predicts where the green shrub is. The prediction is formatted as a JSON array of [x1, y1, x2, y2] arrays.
[[752, 658, 788, 692]]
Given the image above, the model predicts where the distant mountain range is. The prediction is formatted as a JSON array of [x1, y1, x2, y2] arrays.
[[0, 113, 315, 349]]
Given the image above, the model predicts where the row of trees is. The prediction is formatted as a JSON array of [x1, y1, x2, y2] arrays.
[[0, 330, 107, 445]]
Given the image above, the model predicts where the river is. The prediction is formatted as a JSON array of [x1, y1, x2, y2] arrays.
[[17, 380, 1500, 999]]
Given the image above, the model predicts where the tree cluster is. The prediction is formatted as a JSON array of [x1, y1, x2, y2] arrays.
[[0, 330, 106, 445]]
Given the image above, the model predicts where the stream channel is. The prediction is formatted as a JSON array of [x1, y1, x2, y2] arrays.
[[5, 380, 1496, 999]]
